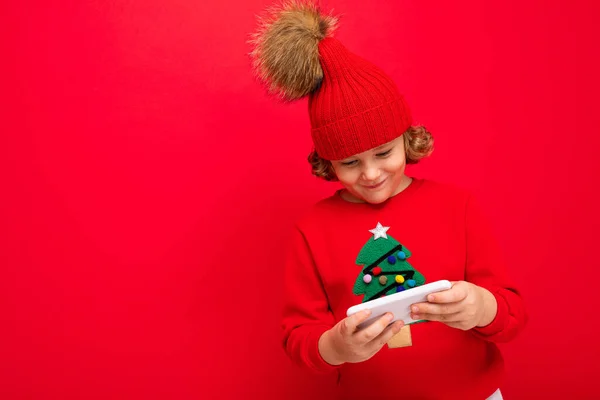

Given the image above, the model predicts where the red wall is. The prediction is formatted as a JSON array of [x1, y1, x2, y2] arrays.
[[2, 0, 599, 398]]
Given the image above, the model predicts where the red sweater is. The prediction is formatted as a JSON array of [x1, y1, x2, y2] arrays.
[[281, 178, 527, 400]]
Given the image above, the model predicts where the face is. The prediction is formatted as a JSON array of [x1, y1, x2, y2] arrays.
[[331, 135, 408, 204]]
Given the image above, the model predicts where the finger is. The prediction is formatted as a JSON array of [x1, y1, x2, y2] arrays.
[[412, 311, 463, 323], [367, 320, 404, 350], [426, 283, 467, 304], [342, 309, 372, 335], [357, 312, 394, 344], [411, 301, 463, 316]]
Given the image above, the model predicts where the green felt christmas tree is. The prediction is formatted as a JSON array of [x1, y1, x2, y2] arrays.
[[353, 223, 426, 303]]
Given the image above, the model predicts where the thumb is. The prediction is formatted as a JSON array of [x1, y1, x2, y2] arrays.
[[343, 309, 372, 335]]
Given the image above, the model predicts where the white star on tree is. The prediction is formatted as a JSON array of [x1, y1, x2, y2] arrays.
[[369, 222, 390, 240]]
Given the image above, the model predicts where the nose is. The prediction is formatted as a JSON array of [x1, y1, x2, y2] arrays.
[[361, 162, 380, 182]]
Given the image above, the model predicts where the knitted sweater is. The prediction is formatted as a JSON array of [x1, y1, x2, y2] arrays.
[[281, 178, 527, 400]]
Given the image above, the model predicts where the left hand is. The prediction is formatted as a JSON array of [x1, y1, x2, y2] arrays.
[[410, 281, 497, 330]]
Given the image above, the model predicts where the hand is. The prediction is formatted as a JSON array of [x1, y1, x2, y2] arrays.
[[318, 310, 404, 365], [410, 281, 497, 331]]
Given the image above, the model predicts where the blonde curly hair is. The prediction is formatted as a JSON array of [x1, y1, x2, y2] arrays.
[[308, 126, 434, 181]]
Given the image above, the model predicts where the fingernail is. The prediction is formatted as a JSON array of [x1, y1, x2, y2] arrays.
[[428, 295, 435, 302], [411, 306, 419, 313], [386, 313, 394, 322], [412, 314, 419, 320], [364, 309, 371, 316]]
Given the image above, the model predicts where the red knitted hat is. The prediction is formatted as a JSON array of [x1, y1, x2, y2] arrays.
[[250, 1, 411, 160]]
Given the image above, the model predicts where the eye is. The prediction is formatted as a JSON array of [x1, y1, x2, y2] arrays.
[[376, 149, 392, 157], [341, 160, 358, 167]]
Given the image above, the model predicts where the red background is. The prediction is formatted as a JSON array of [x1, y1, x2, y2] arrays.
[[2, 0, 599, 398]]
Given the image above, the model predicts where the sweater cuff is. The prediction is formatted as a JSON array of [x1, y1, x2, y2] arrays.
[[472, 289, 508, 338], [305, 326, 343, 374]]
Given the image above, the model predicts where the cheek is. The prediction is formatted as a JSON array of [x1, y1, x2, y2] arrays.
[[333, 167, 359, 186], [384, 155, 407, 174]]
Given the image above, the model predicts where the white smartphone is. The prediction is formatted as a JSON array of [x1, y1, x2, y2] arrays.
[[346, 280, 452, 330]]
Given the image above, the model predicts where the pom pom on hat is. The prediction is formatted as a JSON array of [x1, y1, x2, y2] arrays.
[[249, 1, 338, 101], [249, 1, 413, 161]]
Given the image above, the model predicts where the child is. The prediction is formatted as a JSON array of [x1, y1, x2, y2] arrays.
[[250, 2, 527, 399]]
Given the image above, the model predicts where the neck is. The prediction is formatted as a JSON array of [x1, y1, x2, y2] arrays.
[[392, 175, 413, 197]]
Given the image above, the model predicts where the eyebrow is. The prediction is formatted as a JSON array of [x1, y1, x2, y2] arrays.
[[373, 144, 391, 151], [340, 143, 392, 162]]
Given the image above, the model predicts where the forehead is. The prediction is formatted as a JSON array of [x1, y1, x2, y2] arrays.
[[342, 136, 402, 159]]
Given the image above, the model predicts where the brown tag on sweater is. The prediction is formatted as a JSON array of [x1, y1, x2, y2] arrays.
[[387, 325, 412, 348]]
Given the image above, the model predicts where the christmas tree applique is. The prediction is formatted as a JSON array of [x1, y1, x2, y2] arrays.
[[353, 222, 426, 303]]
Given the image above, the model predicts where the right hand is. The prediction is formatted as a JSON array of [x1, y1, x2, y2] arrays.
[[318, 310, 404, 365]]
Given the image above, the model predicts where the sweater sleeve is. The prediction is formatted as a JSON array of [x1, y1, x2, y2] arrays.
[[464, 194, 528, 342], [280, 226, 340, 374]]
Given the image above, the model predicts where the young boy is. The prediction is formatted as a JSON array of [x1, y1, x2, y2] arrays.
[[250, 2, 527, 399]]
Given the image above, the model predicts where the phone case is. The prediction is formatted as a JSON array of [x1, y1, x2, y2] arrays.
[[346, 280, 452, 329]]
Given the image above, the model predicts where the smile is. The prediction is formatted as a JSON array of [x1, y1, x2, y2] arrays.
[[364, 179, 386, 190]]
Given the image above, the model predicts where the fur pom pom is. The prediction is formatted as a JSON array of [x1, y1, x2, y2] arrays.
[[249, 1, 338, 101]]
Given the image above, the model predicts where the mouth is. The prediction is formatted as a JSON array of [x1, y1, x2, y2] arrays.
[[363, 178, 387, 190]]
